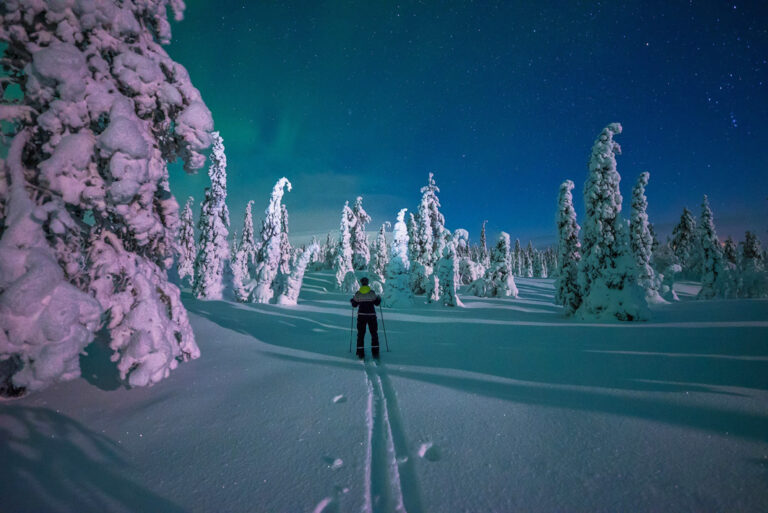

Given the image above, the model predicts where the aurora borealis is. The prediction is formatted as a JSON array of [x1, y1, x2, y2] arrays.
[[168, 0, 768, 245]]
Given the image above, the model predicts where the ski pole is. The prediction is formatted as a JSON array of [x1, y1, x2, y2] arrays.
[[349, 306, 354, 353], [378, 305, 391, 352]]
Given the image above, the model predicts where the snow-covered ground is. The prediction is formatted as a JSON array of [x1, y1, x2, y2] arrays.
[[2, 272, 767, 512]]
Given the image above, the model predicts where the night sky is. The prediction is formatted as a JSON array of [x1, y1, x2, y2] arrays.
[[168, 0, 768, 246]]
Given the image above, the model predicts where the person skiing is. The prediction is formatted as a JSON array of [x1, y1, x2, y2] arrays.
[[350, 277, 382, 358]]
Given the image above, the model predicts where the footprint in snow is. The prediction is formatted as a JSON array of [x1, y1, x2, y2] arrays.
[[418, 442, 441, 462], [322, 456, 344, 470], [312, 487, 348, 513], [332, 394, 346, 404]]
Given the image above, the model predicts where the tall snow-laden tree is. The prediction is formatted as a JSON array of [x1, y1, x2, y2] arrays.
[[177, 196, 196, 287], [370, 223, 390, 281], [251, 178, 291, 303], [696, 195, 724, 299], [417, 173, 447, 268], [577, 123, 648, 321], [193, 132, 230, 300], [333, 201, 357, 292], [485, 232, 519, 297], [741, 231, 764, 268], [231, 243, 248, 302], [231, 230, 240, 256], [454, 229, 470, 259], [383, 209, 414, 307], [555, 180, 582, 315], [0, 0, 214, 394], [670, 207, 697, 275], [231, 200, 256, 302], [275, 243, 320, 305], [524, 241, 535, 278], [534, 250, 548, 278], [630, 172, 663, 302], [408, 212, 429, 295], [350, 196, 372, 270], [479, 220, 490, 267], [453, 228, 477, 285], [514, 239, 523, 276], [544, 247, 559, 277], [240, 200, 257, 270], [723, 236, 738, 266], [648, 223, 660, 255], [323, 232, 336, 270], [279, 204, 292, 275], [407, 213, 421, 265], [437, 232, 464, 307], [307, 236, 323, 269]]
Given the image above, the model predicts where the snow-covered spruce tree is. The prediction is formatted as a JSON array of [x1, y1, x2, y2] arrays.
[[307, 236, 323, 269], [480, 220, 490, 267], [275, 243, 320, 305], [670, 207, 697, 276], [454, 228, 479, 284], [630, 172, 663, 303], [723, 236, 738, 266], [425, 272, 440, 303], [418, 172, 447, 268], [251, 178, 292, 303], [741, 231, 764, 268], [490, 232, 519, 297], [231, 200, 256, 302], [544, 247, 559, 277], [651, 241, 681, 302], [648, 223, 660, 255], [514, 239, 523, 276], [231, 230, 240, 256], [577, 123, 648, 321], [407, 213, 429, 295], [459, 257, 484, 285], [333, 201, 357, 292], [193, 132, 230, 300], [524, 241, 535, 278], [323, 232, 337, 270], [696, 195, 724, 299], [383, 209, 414, 307], [278, 204, 292, 275], [534, 250, 548, 278], [415, 204, 433, 268], [0, 0, 214, 393], [177, 196, 196, 287], [738, 231, 768, 298], [407, 213, 421, 264], [0, 132, 102, 395], [554, 180, 582, 315], [437, 231, 464, 307], [231, 242, 247, 302], [370, 223, 390, 281], [240, 200, 257, 269], [454, 229, 470, 259], [350, 196, 372, 270]]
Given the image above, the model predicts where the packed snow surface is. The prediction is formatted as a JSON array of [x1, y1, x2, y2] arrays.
[[1, 273, 767, 512]]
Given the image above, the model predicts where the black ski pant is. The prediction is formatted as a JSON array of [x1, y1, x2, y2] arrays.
[[356, 316, 379, 352]]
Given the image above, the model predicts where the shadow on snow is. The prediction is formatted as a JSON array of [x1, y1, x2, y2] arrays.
[[183, 272, 768, 444]]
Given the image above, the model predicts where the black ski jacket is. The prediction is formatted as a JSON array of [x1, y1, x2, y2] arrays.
[[350, 286, 381, 316]]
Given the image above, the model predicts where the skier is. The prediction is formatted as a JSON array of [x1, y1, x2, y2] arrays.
[[350, 277, 382, 358]]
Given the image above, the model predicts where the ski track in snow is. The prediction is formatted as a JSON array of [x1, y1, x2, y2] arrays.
[[362, 358, 423, 513]]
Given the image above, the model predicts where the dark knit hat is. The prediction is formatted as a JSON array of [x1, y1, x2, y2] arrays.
[[360, 277, 369, 286]]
